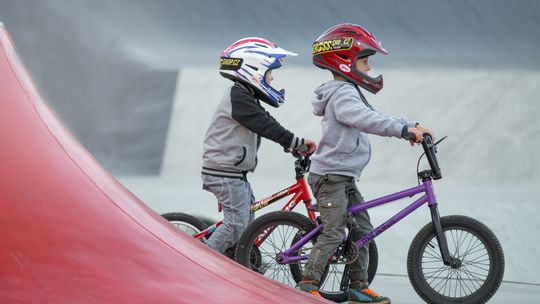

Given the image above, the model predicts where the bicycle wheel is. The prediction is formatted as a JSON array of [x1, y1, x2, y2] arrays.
[[236, 211, 378, 303], [407, 215, 504, 304], [161, 212, 209, 237], [235, 212, 317, 288]]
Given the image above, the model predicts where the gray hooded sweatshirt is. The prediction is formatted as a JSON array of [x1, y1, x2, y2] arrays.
[[310, 80, 415, 179]]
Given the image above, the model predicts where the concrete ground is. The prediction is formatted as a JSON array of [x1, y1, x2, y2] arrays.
[[364, 274, 540, 304]]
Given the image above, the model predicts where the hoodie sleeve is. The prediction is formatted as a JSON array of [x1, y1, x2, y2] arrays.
[[332, 86, 408, 138], [390, 114, 416, 127], [230, 85, 299, 149]]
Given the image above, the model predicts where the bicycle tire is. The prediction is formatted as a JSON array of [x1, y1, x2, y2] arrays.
[[367, 241, 378, 284], [161, 212, 209, 237], [235, 211, 378, 303], [162, 212, 240, 259], [407, 215, 504, 304]]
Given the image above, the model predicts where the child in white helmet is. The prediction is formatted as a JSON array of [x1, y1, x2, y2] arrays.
[[201, 37, 316, 255]]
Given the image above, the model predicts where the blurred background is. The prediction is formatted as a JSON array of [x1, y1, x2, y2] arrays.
[[1, 0, 539, 288]]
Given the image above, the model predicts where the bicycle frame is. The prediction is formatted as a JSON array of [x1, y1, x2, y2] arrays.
[[240, 136, 504, 304], [192, 171, 317, 240], [279, 175, 452, 265]]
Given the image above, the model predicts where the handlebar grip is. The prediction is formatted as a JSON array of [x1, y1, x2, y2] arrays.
[[291, 144, 311, 159], [296, 144, 309, 154], [404, 132, 417, 141], [291, 144, 308, 158]]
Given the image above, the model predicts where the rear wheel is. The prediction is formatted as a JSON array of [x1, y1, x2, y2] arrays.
[[235, 212, 317, 288], [161, 212, 209, 237], [163, 212, 240, 258], [235, 211, 378, 303]]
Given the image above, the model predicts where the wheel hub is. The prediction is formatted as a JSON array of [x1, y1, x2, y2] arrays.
[[449, 257, 462, 269]]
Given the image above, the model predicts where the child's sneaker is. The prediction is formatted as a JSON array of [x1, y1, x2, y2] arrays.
[[295, 280, 322, 298], [348, 281, 391, 304]]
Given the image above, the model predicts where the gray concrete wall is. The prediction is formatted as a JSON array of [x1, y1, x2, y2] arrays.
[[164, 67, 540, 186], [0, 0, 538, 174]]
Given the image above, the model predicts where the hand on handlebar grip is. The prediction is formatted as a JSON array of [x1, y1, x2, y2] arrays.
[[406, 128, 424, 146], [297, 139, 317, 156], [416, 124, 436, 142]]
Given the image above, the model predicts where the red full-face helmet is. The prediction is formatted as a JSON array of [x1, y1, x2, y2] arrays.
[[312, 23, 389, 94]]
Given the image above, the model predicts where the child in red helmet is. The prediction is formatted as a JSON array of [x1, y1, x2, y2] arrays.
[[295, 24, 434, 304], [201, 37, 316, 255]]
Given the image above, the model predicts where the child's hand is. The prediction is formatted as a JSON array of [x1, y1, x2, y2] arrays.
[[406, 127, 424, 146], [416, 125, 436, 142], [289, 139, 317, 156], [303, 139, 317, 155], [406, 126, 435, 146]]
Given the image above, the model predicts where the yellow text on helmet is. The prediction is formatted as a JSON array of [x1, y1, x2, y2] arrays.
[[312, 38, 354, 56], [220, 57, 244, 70]]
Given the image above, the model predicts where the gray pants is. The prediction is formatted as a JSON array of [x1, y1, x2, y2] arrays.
[[303, 173, 373, 283], [202, 174, 255, 254]]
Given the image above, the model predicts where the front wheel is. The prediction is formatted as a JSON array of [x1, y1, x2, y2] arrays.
[[407, 215, 504, 304], [161, 212, 209, 237], [235, 211, 378, 303]]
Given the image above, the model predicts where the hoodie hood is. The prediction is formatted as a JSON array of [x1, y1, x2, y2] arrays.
[[312, 80, 351, 116]]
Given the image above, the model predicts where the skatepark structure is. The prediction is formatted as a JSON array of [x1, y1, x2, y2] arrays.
[[1, 1, 539, 302], [0, 22, 329, 303]]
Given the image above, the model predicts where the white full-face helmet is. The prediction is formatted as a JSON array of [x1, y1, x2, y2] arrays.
[[219, 37, 297, 107]]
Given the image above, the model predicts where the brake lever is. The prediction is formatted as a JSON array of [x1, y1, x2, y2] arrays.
[[434, 136, 447, 146]]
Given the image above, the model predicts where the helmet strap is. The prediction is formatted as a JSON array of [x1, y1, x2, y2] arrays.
[[353, 84, 375, 110]]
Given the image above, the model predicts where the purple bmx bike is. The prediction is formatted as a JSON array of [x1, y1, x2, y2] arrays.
[[235, 134, 504, 303]]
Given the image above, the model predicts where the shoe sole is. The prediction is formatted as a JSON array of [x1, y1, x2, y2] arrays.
[[348, 300, 391, 304]]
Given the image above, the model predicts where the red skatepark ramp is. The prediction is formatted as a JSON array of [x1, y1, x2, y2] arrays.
[[0, 23, 327, 303]]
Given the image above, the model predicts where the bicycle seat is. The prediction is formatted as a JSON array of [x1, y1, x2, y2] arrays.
[[307, 204, 319, 212]]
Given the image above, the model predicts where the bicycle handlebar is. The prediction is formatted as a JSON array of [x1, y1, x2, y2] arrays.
[[292, 135, 441, 180], [421, 133, 442, 180], [296, 144, 309, 154], [404, 132, 442, 180], [289, 144, 311, 177], [404, 132, 417, 141], [291, 144, 310, 159]]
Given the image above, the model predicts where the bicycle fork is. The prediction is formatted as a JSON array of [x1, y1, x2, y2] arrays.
[[429, 204, 454, 266]]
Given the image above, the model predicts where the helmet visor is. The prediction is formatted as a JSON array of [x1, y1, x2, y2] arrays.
[[263, 68, 286, 99]]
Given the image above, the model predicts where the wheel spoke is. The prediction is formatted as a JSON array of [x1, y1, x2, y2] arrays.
[[420, 226, 492, 298]]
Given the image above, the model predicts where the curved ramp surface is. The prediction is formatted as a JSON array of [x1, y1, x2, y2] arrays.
[[0, 23, 328, 303]]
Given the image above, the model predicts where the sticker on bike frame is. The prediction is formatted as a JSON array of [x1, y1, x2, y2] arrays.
[[251, 189, 289, 213], [312, 37, 354, 56]]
